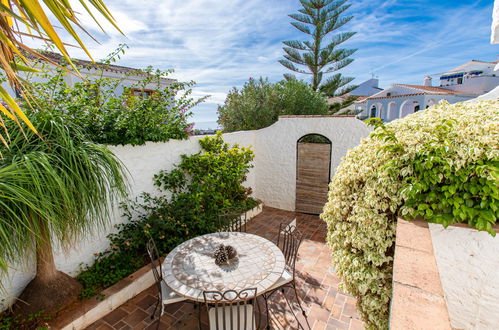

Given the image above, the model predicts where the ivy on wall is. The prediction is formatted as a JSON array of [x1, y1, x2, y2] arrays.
[[321, 100, 499, 329]]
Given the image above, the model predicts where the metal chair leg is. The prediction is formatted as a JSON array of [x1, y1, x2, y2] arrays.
[[282, 287, 305, 330], [156, 314, 161, 330], [151, 297, 160, 320], [198, 302, 202, 329], [290, 282, 310, 329], [262, 294, 271, 330]]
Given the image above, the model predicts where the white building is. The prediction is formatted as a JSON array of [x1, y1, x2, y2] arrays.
[[357, 60, 499, 121], [329, 78, 382, 114], [3, 51, 174, 98]]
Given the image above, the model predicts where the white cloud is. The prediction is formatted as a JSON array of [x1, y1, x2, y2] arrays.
[[25, 0, 497, 124]]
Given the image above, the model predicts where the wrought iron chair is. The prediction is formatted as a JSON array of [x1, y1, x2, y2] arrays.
[[146, 238, 187, 327], [218, 208, 247, 233], [202, 288, 259, 330], [261, 222, 310, 329]]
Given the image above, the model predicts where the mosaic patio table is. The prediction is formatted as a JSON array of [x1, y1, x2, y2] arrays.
[[162, 232, 286, 302]]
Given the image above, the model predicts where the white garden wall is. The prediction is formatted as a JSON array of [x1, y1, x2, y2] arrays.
[[0, 116, 369, 310], [429, 224, 499, 330], [251, 116, 371, 211]]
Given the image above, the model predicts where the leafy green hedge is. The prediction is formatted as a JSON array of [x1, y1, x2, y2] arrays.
[[217, 77, 329, 132], [21, 48, 205, 145], [77, 133, 257, 298], [321, 100, 499, 329]]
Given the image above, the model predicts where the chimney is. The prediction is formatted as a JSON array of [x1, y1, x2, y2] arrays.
[[424, 76, 432, 86]]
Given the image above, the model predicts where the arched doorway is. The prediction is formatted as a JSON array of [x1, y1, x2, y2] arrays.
[[426, 98, 436, 109], [399, 100, 420, 118], [296, 134, 332, 214], [387, 102, 397, 121], [369, 103, 383, 118]]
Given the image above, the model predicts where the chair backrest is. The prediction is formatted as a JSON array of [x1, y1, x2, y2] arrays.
[[277, 222, 304, 278], [203, 288, 257, 330], [218, 208, 247, 233], [146, 238, 163, 298]]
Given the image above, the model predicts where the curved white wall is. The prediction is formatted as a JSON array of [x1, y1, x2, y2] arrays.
[[0, 117, 369, 310], [252, 116, 371, 211]]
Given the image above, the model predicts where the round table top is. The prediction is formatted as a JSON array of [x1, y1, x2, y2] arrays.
[[162, 232, 285, 302]]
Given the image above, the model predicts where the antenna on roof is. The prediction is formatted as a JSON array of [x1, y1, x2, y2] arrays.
[[369, 69, 378, 80]]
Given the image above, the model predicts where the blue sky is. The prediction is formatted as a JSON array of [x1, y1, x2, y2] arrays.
[[43, 0, 497, 127]]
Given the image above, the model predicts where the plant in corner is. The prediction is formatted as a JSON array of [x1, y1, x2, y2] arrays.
[[0, 111, 128, 315]]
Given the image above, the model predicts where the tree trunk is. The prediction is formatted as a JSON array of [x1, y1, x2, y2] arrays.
[[12, 221, 82, 316], [35, 221, 58, 283]]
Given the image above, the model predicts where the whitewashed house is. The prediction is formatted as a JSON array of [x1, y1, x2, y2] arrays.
[[328, 78, 382, 114], [357, 60, 499, 121], [2, 51, 174, 98]]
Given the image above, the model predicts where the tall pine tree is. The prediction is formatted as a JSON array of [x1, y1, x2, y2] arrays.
[[280, 0, 357, 112]]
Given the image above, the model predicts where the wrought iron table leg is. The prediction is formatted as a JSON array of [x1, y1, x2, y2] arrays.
[[197, 302, 202, 329]]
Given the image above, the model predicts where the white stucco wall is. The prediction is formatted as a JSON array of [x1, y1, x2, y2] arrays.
[[429, 224, 499, 329], [444, 76, 499, 95], [0, 117, 368, 310], [252, 116, 371, 211], [0, 131, 255, 310], [362, 94, 473, 122]]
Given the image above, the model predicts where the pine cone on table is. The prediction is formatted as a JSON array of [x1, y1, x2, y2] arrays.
[[213, 244, 237, 266], [226, 245, 237, 259]]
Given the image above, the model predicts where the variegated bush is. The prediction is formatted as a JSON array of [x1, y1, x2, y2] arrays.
[[321, 100, 499, 329]]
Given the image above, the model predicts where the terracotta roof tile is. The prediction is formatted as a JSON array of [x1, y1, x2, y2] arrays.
[[26, 51, 173, 79], [396, 84, 471, 95]]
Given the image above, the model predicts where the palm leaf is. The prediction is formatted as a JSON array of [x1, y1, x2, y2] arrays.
[[0, 114, 128, 275]]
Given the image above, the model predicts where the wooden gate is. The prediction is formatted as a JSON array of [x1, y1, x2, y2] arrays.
[[295, 141, 331, 214]]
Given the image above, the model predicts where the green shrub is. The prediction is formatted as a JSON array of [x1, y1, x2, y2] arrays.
[[0, 310, 50, 330], [22, 47, 205, 145], [321, 100, 499, 329], [77, 133, 256, 298], [217, 77, 329, 132]]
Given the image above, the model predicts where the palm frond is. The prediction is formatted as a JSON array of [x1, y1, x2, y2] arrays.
[[0, 113, 128, 275]]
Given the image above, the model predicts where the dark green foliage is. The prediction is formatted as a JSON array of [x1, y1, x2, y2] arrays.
[[298, 134, 331, 143], [217, 78, 328, 132], [22, 47, 205, 145], [77, 133, 257, 298], [280, 0, 357, 109], [76, 251, 146, 299], [0, 309, 50, 329]]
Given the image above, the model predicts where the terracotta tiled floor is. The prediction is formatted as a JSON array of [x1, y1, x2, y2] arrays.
[[85, 207, 364, 330]]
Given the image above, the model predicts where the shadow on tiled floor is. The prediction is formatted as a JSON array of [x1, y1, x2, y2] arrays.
[[85, 207, 364, 330]]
